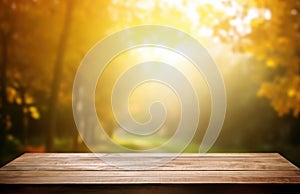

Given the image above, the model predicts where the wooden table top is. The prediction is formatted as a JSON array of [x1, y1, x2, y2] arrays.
[[0, 153, 299, 184]]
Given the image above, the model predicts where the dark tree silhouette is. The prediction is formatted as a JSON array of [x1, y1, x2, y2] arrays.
[[46, 0, 75, 151]]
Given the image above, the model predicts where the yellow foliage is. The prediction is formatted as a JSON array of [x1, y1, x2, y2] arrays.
[[266, 59, 276, 68], [25, 95, 34, 104], [287, 89, 296, 98], [240, 0, 300, 118], [15, 97, 22, 105], [29, 107, 40, 120], [258, 76, 300, 117], [6, 87, 17, 103]]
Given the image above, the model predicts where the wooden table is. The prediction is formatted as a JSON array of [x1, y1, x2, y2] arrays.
[[0, 153, 299, 193]]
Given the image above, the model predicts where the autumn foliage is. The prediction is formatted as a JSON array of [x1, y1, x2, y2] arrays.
[[0, 0, 299, 165]]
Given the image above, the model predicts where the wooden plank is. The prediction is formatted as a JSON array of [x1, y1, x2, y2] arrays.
[[0, 173, 299, 184], [0, 170, 299, 184], [0, 184, 299, 194], [1, 153, 298, 171], [0, 153, 299, 185], [15, 152, 283, 158], [1, 160, 296, 171]]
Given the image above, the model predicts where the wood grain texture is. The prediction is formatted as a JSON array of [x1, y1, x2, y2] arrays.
[[0, 184, 299, 194], [0, 153, 299, 185]]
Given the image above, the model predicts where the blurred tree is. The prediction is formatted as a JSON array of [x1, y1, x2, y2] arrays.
[[0, 0, 114, 153], [213, 0, 300, 117], [0, 0, 68, 153], [0, 0, 43, 155], [46, 0, 74, 151]]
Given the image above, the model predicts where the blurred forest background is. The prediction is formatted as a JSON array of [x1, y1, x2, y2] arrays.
[[0, 0, 299, 166]]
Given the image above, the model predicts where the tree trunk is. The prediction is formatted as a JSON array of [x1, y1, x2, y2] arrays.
[[0, 30, 8, 157], [46, 0, 74, 151]]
